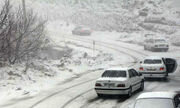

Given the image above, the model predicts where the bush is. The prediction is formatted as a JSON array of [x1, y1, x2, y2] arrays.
[[0, 0, 46, 64]]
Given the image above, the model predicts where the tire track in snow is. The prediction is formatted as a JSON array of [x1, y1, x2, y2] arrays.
[[29, 78, 96, 108], [55, 36, 147, 108], [29, 34, 147, 108]]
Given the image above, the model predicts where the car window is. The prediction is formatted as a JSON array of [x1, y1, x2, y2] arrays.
[[155, 39, 166, 43], [134, 98, 174, 108], [144, 59, 162, 64], [131, 69, 139, 76], [128, 69, 135, 78], [102, 70, 126, 77]]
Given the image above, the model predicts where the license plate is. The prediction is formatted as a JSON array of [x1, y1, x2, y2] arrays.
[[109, 83, 115, 87], [147, 68, 156, 71], [104, 83, 115, 87], [104, 83, 109, 86]]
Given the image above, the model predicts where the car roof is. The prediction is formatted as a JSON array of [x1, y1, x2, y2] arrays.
[[145, 38, 166, 41], [106, 67, 130, 71], [152, 37, 166, 39], [144, 56, 162, 60], [137, 92, 177, 99]]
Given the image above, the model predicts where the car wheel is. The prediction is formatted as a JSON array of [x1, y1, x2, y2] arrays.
[[127, 87, 132, 98], [164, 49, 168, 52], [139, 81, 144, 91], [162, 77, 167, 81], [97, 93, 103, 97]]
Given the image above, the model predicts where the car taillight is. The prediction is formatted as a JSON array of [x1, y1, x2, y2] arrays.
[[117, 84, 125, 87], [95, 83, 102, 87], [139, 67, 144, 71], [160, 67, 164, 71]]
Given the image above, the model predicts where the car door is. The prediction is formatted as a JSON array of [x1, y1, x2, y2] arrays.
[[174, 95, 180, 108], [164, 58, 177, 73], [128, 69, 137, 92], [131, 69, 142, 91]]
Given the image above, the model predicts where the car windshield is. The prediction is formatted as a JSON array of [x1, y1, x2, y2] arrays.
[[102, 70, 126, 77], [134, 98, 174, 108], [144, 59, 162, 64], [155, 39, 166, 43]]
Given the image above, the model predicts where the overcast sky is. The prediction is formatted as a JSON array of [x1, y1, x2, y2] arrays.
[[172, 0, 180, 9]]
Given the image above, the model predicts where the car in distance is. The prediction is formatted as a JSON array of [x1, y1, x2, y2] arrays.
[[72, 26, 92, 36], [95, 67, 144, 97], [133, 92, 180, 108], [144, 38, 169, 52], [139, 56, 177, 79]]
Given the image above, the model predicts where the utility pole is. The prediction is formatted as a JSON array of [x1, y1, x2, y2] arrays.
[[22, 0, 27, 22]]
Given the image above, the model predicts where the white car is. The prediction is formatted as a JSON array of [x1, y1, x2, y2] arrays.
[[95, 67, 144, 97], [134, 92, 180, 108], [139, 56, 177, 79], [144, 38, 169, 52]]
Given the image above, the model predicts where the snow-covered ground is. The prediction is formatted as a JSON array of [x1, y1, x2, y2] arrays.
[[0, 0, 180, 108]]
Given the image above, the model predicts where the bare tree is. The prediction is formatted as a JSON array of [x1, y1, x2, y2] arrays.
[[0, 0, 46, 64]]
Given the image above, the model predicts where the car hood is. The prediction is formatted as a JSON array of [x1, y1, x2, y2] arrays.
[[96, 77, 128, 82]]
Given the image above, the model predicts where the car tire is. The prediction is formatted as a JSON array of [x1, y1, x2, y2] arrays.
[[162, 77, 167, 81], [97, 93, 103, 97], [164, 49, 168, 52], [127, 87, 132, 98], [139, 81, 144, 91], [151, 47, 155, 52]]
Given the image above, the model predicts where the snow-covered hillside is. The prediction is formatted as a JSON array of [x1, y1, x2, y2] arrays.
[[22, 0, 180, 45], [0, 0, 180, 106]]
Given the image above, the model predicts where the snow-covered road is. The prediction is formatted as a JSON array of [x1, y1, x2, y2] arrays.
[[1, 30, 180, 108]]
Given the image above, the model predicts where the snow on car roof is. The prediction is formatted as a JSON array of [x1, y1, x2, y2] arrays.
[[144, 56, 162, 60], [106, 67, 130, 71], [137, 92, 177, 99]]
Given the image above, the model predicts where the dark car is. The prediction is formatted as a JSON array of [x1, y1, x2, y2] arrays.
[[72, 26, 92, 36]]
